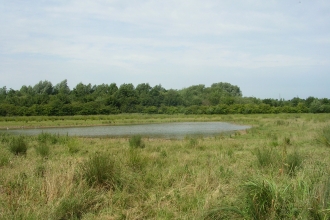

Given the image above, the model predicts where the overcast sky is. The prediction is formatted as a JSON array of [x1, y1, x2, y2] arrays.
[[1, 0, 329, 99]]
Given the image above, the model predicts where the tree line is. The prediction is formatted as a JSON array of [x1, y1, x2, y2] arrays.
[[0, 79, 329, 116]]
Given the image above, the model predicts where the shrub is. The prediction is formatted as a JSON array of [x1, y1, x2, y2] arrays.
[[80, 153, 121, 190], [9, 136, 27, 155], [129, 135, 145, 148]]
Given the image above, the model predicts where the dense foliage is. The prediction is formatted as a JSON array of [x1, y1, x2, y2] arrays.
[[0, 80, 329, 116]]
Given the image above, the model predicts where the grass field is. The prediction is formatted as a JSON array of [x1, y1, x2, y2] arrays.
[[0, 113, 329, 219]]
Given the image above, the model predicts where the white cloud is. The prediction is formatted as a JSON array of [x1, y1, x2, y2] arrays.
[[0, 0, 329, 98]]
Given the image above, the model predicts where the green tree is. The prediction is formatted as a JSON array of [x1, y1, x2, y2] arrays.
[[163, 89, 183, 106], [54, 79, 70, 95], [33, 80, 54, 95], [310, 99, 323, 113], [115, 83, 138, 112]]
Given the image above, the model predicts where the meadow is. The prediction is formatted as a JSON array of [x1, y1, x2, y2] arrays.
[[0, 113, 329, 219]]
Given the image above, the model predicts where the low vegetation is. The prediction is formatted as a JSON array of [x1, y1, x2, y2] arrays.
[[0, 113, 329, 219]]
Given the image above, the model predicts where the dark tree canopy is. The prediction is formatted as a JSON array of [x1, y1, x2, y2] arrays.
[[0, 80, 328, 116]]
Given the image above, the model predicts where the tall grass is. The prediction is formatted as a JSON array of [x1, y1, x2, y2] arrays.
[[80, 153, 122, 190], [35, 144, 50, 157], [285, 150, 303, 176], [129, 135, 145, 148], [127, 148, 147, 172], [0, 147, 10, 167], [243, 177, 280, 219], [54, 187, 104, 219], [316, 125, 330, 147], [0, 114, 329, 219], [9, 136, 28, 155], [254, 147, 280, 168]]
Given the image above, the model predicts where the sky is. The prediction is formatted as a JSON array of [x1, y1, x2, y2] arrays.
[[0, 0, 329, 99]]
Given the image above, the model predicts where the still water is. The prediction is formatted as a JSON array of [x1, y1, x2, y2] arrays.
[[2, 122, 250, 139]]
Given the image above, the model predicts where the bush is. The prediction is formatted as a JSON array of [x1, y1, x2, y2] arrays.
[[80, 153, 121, 190], [9, 136, 28, 155], [129, 135, 145, 148]]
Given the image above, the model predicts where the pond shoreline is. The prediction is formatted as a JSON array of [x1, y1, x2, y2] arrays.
[[0, 122, 251, 139], [0, 116, 250, 130]]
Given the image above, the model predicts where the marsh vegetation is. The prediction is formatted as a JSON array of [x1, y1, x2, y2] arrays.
[[0, 113, 329, 219]]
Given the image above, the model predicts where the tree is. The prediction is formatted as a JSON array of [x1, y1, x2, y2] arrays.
[[0, 86, 7, 102], [136, 83, 152, 106], [54, 79, 70, 95], [305, 96, 316, 108], [136, 83, 152, 95], [180, 84, 205, 106], [310, 99, 323, 113], [163, 89, 183, 106], [210, 82, 242, 97], [72, 82, 94, 102], [33, 80, 53, 95], [115, 83, 138, 112], [149, 85, 165, 107]]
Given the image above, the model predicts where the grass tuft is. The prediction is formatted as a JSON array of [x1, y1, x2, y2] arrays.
[[129, 135, 145, 148], [80, 153, 122, 190], [0, 147, 11, 167], [316, 125, 330, 147], [243, 177, 279, 219], [285, 150, 303, 176], [203, 206, 245, 220], [54, 188, 104, 219], [254, 147, 279, 167], [35, 144, 50, 157], [9, 136, 28, 155], [67, 140, 79, 154], [128, 148, 147, 172]]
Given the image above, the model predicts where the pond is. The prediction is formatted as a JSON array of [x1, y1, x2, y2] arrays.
[[1, 122, 251, 139]]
